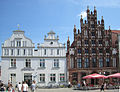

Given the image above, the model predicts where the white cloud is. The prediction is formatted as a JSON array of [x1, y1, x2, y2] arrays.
[[69, 0, 120, 8], [78, 11, 87, 19]]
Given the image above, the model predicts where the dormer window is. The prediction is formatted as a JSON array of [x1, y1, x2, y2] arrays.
[[16, 41, 21, 47]]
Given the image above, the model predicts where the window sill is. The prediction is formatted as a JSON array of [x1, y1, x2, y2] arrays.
[[37, 67, 46, 70], [52, 67, 60, 70], [21, 67, 34, 71], [38, 81, 46, 83], [9, 67, 17, 69]]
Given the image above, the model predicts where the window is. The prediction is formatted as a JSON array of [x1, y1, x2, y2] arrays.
[[106, 58, 110, 67], [84, 58, 89, 68], [99, 40, 102, 44], [11, 41, 15, 47], [105, 41, 109, 46], [113, 58, 116, 67], [78, 49, 81, 54], [53, 59, 59, 68], [57, 49, 59, 55], [17, 49, 20, 55], [77, 58, 82, 68], [70, 57, 74, 68], [11, 49, 14, 55], [51, 49, 53, 55], [99, 58, 103, 67], [40, 59, 45, 68], [40, 74, 45, 82], [106, 48, 109, 53], [60, 74, 65, 82], [85, 48, 88, 54], [92, 48, 96, 53], [99, 48, 103, 53], [92, 40, 95, 44], [23, 41, 27, 47], [85, 40, 88, 45], [98, 31, 101, 36], [17, 41, 21, 47], [91, 32, 95, 36], [84, 30, 88, 36], [4, 49, 9, 55], [28, 49, 33, 55], [10, 59, 16, 67], [44, 49, 46, 55], [25, 59, 31, 68], [92, 58, 97, 67], [23, 49, 26, 55], [50, 74, 56, 82]]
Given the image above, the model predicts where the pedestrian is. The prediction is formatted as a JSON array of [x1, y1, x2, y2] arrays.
[[18, 82, 22, 92], [31, 81, 36, 92], [100, 83, 104, 92], [0, 83, 6, 91], [8, 84, 15, 92], [22, 81, 28, 92]]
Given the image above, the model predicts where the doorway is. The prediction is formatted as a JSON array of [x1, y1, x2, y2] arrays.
[[24, 73, 32, 86]]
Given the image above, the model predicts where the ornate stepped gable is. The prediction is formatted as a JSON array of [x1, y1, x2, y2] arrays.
[[67, 6, 119, 84]]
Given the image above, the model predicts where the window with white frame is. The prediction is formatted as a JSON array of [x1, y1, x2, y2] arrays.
[[60, 74, 65, 82], [50, 74, 56, 82], [28, 49, 33, 55], [16, 41, 21, 47], [44, 49, 46, 55], [53, 59, 59, 68], [11, 41, 15, 47], [57, 49, 59, 55], [25, 59, 31, 68], [10, 59, 16, 67], [17, 49, 20, 55], [40, 59, 45, 68], [11, 49, 14, 55], [4, 49, 9, 55], [23, 49, 26, 55], [51, 49, 53, 55], [23, 41, 27, 47], [40, 74, 45, 82]]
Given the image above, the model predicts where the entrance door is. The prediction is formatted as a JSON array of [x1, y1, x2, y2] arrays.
[[24, 73, 32, 86]]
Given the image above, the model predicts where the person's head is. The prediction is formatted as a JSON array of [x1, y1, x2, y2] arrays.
[[10, 84, 12, 87]]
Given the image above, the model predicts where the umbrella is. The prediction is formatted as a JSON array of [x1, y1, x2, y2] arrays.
[[107, 73, 120, 78], [83, 73, 107, 79]]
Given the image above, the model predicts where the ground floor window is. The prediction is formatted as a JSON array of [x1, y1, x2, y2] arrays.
[[50, 74, 56, 82], [60, 74, 65, 82], [40, 74, 45, 82]]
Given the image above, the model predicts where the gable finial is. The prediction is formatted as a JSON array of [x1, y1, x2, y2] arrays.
[[17, 24, 20, 30]]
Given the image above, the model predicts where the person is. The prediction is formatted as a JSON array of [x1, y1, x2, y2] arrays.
[[8, 84, 15, 92], [0, 83, 6, 91], [18, 82, 22, 92], [22, 81, 28, 92], [31, 81, 36, 92], [77, 83, 80, 88], [100, 83, 104, 92]]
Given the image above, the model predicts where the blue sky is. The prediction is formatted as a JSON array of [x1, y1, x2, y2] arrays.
[[0, 0, 120, 60]]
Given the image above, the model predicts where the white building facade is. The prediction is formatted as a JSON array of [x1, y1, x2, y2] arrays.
[[1, 29, 67, 87]]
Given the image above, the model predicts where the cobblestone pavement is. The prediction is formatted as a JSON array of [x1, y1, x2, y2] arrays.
[[26, 88, 119, 92]]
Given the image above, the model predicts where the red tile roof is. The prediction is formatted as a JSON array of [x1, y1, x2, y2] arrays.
[[112, 30, 120, 34]]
